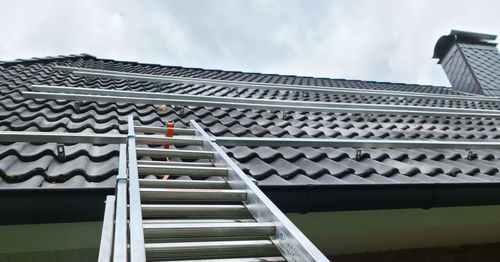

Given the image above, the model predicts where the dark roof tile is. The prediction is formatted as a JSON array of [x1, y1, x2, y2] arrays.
[[1, 55, 499, 187]]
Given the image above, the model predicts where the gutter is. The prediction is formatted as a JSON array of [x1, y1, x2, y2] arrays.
[[260, 182, 500, 213], [3, 182, 500, 224], [0, 187, 113, 225]]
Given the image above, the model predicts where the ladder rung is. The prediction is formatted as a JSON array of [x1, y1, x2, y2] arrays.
[[140, 188, 246, 202], [143, 219, 256, 224], [137, 160, 214, 167], [135, 135, 204, 146], [167, 257, 286, 262], [145, 240, 280, 260], [138, 165, 228, 176], [139, 179, 229, 189], [135, 126, 196, 136], [144, 222, 275, 239], [136, 148, 214, 159], [145, 235, 270, 244], [141, 204, 251, 219]]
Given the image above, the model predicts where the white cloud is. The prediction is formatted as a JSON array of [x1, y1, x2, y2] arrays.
[[0, 0, 499, 87]]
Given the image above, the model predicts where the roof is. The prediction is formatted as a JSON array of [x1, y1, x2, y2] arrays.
[[1, 54, 500, 190]]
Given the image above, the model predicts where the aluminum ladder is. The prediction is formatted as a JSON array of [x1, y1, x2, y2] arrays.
[[98, 116, 329, 261]]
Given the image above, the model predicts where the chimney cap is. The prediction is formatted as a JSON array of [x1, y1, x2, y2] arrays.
[[433, 29, 497, 63]]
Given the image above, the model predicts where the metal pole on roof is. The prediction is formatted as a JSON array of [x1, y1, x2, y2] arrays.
[[31, 84, 500, 115], [1, 130, 500, 149], [213, 136, 500, 150], [22, 90, 500, 119], [54, 65, 500, 104]]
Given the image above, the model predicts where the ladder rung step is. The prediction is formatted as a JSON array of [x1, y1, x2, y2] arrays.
[[136, 135, 204, 146], [141, 188, 246, 202], [136, 148, 214, 159], [142, 204, 251, 219], [167, 256, 286, 262], [137, 160, 214, 167], [144, 222, 275, 239], [143, 219, 256, 224], [145, 240, 280, 261], [135, 126, 196, 136], [145, 235, 270, 244], [139, 179, 229, 189], [138, 165, 228, 176]]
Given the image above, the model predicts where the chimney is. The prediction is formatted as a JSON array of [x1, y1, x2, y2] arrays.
[[433, 30, 500, 96]]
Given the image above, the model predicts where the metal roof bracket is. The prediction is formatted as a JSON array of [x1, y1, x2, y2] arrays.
[[56, 142, 65, 161], [74, 101, 82, 113], [355, 148, 363, 161], [467, 150, 478, 160], [174, 105, 185, 117]]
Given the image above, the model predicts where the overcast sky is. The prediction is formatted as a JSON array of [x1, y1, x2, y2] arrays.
[[1, 0, 499, 87]]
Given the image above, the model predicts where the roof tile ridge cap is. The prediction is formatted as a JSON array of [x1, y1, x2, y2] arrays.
[[0, 54, 96, 67], [70, 57, 452, 90]]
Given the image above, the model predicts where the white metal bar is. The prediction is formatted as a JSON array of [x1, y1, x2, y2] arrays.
[[137, 165, 228, 176], [214, 137, 500, 150], [190, 120, 329, 261], [136, 160, 214, 167], [135, 135, 204, 146], [144, 240, 280, 260], [1, 131, 499, 150], [98, 196, 115, 262], [141, 204, 251, 219], [140, 188, 246, 202], [30, 84, 500, 115], [136, 148, 214, 159], [127, 116, 147, 262], [143, 219, 256, 224], [135, 125, 196, 135], [164, 257, 286, 262], [22, 90, 500, 119], [54, 65, 500, 103], [113, 144, 128, 262], [143, 222, 275, 238], [0, 131, 126, 144], [139, 179, 228, 189]]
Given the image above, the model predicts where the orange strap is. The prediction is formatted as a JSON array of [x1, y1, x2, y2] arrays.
[[163, 122, 174, 149], [163, 122, 174, 180]]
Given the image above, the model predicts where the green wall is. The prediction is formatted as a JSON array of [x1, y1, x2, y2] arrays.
[[287, 205, 500, 256], [0, 221, 102, 261]]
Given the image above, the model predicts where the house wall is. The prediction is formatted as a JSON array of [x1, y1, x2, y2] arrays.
[[287, 205, 500, 258], [332, 243, 500, 262], [0, 221, 101, 261]]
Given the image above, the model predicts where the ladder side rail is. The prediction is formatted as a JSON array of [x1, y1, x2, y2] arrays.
[[127, 116, 147, 261], [189, 120, 329, 262], [113, 144, 128, 261], [98, 196, 116, 262]]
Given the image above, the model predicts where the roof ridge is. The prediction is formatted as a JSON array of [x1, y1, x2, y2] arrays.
[[2, 53, 451, 90], [0, 53, 96, 67], [84, 55, 451, 90]]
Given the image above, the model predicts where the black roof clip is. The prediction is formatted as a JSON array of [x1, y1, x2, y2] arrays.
[[467, 150, 477, 160], [355, 148, 363, 161], [174, 105, 186, 117], [74, 101, 82, 113], [57, 143, 66, 161]]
